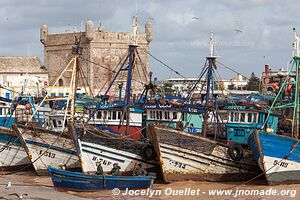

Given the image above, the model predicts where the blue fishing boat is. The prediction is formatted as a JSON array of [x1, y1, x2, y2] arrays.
[[248, 28, 300, 185], [248, 132, 300, 185], [48, 167, 154, 191]]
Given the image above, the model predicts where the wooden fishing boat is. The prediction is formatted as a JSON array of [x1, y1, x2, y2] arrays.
[[249, 131, 300, 185], [146, 33, 260, 183], [149, 125, 260, 183], [12, 123, 81, 175], [75, 18, 159, 177], [10, 40, 87, 175], [76, 125, 158, 175], [0, 129, 32, 171], [0, 99, 36, 171], [248, 28, 300, 185], [48, 166, 154, 191]]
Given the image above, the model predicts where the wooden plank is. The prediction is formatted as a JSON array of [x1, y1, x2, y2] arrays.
[[148, 124, 168, 183]]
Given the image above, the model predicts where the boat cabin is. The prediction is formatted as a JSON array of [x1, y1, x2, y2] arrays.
[[0, 105, 15, 128], [144, 103, 203, 133], [87, 105, 143, 140], [225, 105, 278, 144]]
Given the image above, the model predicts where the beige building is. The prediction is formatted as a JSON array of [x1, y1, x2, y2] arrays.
[[40, 19, 153, 97], [0, 56, 48, 98]]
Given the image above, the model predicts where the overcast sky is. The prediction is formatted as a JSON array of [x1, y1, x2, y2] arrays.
[[0, 0, 299, 80]]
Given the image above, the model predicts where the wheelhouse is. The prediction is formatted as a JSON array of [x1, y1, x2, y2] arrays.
[[87, 104, 143, 140], [144, 103, 203, 133], [225, 105, 278, 144]]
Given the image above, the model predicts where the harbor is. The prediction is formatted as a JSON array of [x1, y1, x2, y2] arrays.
[[0, 172, 298, 199], [0, 1, 300, 199]]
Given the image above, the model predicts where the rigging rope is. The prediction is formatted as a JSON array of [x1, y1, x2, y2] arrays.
[[216, 61, 249, 80], [138, 47, 187, 79]]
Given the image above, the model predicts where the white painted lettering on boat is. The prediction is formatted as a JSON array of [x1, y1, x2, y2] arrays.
[[92, 156, 112, 166], [39, 150, 56, 159], [168, 160, 186, 169], [273, 160, 288, 168]]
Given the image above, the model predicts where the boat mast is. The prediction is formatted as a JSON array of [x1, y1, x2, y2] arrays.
[[263, 28, 300, 138], [101, 16, 139, 136], [292, 28, 300, 138], [70, 36, 82, 124], [202, 32, 219, 137], [124, 16, 139, 135]]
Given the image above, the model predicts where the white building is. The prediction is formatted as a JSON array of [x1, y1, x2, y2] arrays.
[[161, 74, 256, 97], [0, 56, 48, 99]]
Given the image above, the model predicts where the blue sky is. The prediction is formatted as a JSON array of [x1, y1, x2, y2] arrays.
[[0, 0, 298, 80]]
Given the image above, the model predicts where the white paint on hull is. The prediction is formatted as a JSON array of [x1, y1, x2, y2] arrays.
[[14, 126, 80, 175], [80, 140, 155, 173], [262, 155, 300, 184], [0, 141, 30, 167], [160, 143, 248, 175]]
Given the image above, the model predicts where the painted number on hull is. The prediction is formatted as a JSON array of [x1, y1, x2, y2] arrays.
[[92, 156, 112, 166], [234, 129, 245, 137], [169, 160, 186, 169], [273, 160, 288, 168], [0, 146, 11, 151], [39, 150, 56, 159]]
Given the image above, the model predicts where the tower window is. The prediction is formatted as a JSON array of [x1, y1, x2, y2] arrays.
[[59, 79, 64, 86]]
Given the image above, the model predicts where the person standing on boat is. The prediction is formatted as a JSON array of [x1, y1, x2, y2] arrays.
[[132, 163, 147, 176], [110, 163, 121, 176], [266, 124, 274, 133], [188, 123, 196, 133], [95, 162, 103, 175]]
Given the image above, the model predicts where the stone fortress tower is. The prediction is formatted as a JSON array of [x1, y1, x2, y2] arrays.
[[40, 18, 153, 96]]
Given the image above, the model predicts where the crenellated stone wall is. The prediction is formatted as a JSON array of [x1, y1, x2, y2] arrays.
[[41, 20, 152, 97]]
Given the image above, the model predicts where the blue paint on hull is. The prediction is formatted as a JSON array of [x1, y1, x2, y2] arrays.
[[251, 132, 300, 163], [25, 139, 78, 155], [249, 132, 300, 184], [0, 116, 15, 128], [95, 126, 121, 135], [0, 133, 21, 146], [48, 167, 154, 191]]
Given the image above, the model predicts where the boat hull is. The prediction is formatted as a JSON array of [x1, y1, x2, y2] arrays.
[[48, 167, 154, 191], [0, 131, 32, 170], [79, 140, 156, 174], [249, 131, 300, 185], [150, 125, 260, 183], [12, 124, 80, 175]]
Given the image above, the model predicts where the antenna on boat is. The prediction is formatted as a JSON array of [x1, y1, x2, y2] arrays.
[[131, 15, 139, 46], [208, 32, 216, 57], [292, 28, 300, 138], [293, 28, 300, 58]]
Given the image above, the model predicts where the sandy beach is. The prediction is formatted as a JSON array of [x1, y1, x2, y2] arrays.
[[0, 172, 298, 200]]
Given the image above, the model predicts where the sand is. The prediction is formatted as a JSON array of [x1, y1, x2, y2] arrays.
[[0, 172, 299, 200]]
